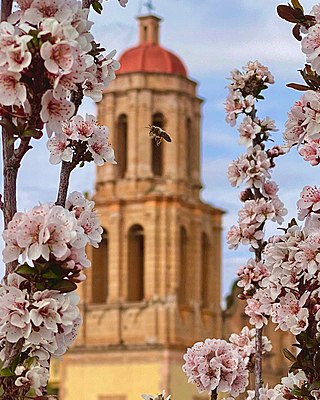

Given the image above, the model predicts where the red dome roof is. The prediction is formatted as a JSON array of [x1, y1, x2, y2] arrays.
[[118, 43, 187, 77]]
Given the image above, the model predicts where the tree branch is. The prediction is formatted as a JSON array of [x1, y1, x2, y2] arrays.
[[1, 0, 12, 21], [56, 161, 73, 207]]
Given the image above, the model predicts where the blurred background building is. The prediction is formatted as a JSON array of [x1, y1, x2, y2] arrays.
[[51, 10, 292, 400]]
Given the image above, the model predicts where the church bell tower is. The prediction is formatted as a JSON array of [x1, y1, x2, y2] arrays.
[[59, 14, 223, 400]]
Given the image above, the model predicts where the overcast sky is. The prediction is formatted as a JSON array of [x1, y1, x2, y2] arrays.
[[0, 0, 318, 301]]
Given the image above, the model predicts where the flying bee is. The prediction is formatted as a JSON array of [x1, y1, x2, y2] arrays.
[[146, 124, 172, 146]]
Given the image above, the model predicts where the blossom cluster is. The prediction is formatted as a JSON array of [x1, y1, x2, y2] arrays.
[[284, 91, 320, 166], [225, 60, 274, 127], [0, 0, 119, 167], [301, 4, 320, 74], [227, 178, 287, 251], [182, 338, 249, 396], [2, 191, 101, 283], [0, 272, 81, 394], [237, 259, 270, 296], [243, 203, 320, 336], [48, 113, 116, 165], [229, 326, 272, 363], [0, 191, 102, 394], [246, 371, 308, 400]]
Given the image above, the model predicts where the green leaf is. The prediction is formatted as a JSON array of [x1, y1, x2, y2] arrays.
[[16, 263, 37, 278], [286, 82, 310, 91], [308, 381, 320, 391], [42, 269, 61, 279], [34, 262, 50, 272], [22, 129, 43, 139], [0, 118, 19, 135], [289, 361, 300, 373], [24, 356, 36, 369], [10, 355, 20, 372], [35, 282, 46, 291], [50, 279, 77, 293], [92, 0, 103, 14], [290, 387, 301, 397], [0, 368, 15, 377], [282, 348, 297, 362]]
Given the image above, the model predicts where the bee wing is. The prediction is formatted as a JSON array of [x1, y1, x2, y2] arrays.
[[161, 130, 172, 142]]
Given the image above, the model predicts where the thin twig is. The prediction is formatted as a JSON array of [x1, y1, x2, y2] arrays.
[[210, 390, 217, 400], [82, 0, 91, 8], [255, 327, 263, 399]]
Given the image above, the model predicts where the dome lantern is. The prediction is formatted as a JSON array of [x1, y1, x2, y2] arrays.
[[118, 14, 187, 77]]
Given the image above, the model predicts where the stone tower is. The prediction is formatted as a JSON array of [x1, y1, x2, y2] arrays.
[[59, 14, 223, 400]]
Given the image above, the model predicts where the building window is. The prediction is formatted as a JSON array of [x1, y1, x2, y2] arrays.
[[151, 112, 164, 177], [117, 114, 127, 178], [178, 226, 187, 305], [201, 232, 210, 308], [92, 229, 109, 304], [127, 225, 144, 301], [186, 117, 193, 179]]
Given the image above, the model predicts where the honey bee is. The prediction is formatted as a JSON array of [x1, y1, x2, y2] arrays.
[[146, 125, 172, 146]]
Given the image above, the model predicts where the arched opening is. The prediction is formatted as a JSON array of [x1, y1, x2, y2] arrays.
[[127, 224, 144, 301], [186, 118, 193, 179], [117, 114, 127, 178], [151, 112, 164, 177], [91, 229, 109, 304], [144, 25, 148, 42], [178, 226, 187, 305], [201, 232, 210, 308]]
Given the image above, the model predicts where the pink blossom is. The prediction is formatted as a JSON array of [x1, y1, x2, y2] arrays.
[[229, 326, 272, 360], [15, 366, 49, 396], [302, 24, 320, 74], [100, 50, 120, 85], [72, 114, 96, 140], [0, 68, 26, 106], [245, 298, 267, 329], [2, 204, 80, 263], [182, 338, 248, 395], [237, 259, 270, 292], [22, 0, 73, 25], [262, 180, 279, 198], [47, 133, 73, 164], [88, 127, 116, 165], [77, 210, 102, 248], [226, 225, 241, 250], [246, 386, 280, 400], [6, 46, 32, 72], [238, 116, 261, 147], [0, 286, 31, 343], [40, 41, 76, 74], [225, 91, 244, 126], [299, 140, 320, 166], [244, 60, 274, 84], [66, 191, 94, 217], [297, 186, 320, 220], [40, 90, 75, 136]]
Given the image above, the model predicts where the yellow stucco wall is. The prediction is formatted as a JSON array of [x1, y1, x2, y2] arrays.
[[60, 362, 161, 400], [169, 364, 207, 400]]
